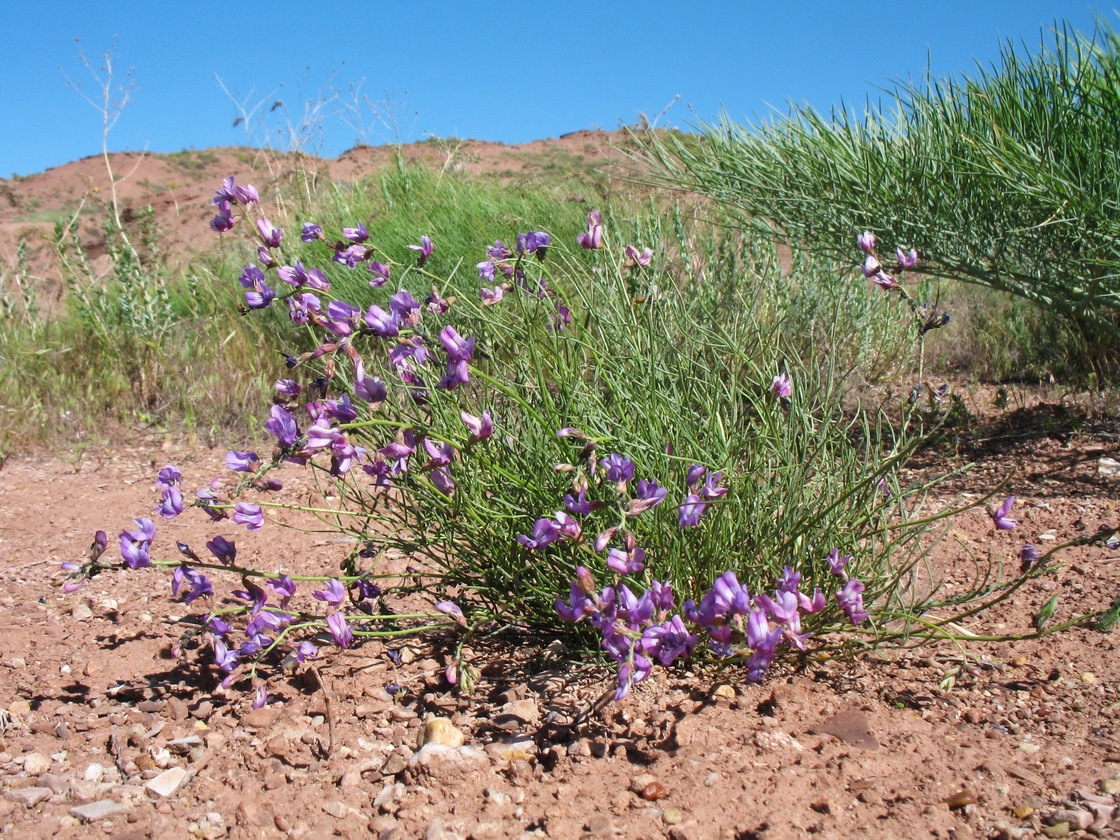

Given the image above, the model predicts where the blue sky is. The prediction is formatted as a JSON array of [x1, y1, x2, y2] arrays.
[[2, 1, 1111, 177]]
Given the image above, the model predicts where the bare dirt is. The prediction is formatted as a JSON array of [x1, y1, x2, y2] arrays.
[[0, 384, 1118, 840]]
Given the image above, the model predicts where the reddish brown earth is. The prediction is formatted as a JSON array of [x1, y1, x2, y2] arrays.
[[0, 385, 1118, 840]]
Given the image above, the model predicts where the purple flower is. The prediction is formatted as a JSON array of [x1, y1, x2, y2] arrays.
[[479, 284, 506, 305], [301, 223, 323, 242], [421, 438, 455, 470], [354, 361, 387, 404], [363, 304, 399, 337], [435, 601, 467, 627], [288, 292, 321, 323], [548, 302, 571, 331], [267, 575, 297, 605], [461, 410, 493, 442], [577, 210, 603, 250], [327, 612, 353, 648], [236, 184, 259, 205], [640, 615, 698, 666], [776, 566, 802, 592], [487, 241, 512, 260], [294, 641, 319, 662], [770, 373, 792, 398], [1020, 544, 1041, 569], [389, 289, 421, 320], [119, 518, 156, 569], [256, 218, 283, 248], [477, 260, 496, 283], [275, 379, 301, 398], [896, 246, 918, 269], [439, 326, 475, 362], [678, 494, 708, 527], [685, 465, 707, 488], [798, 588, 827, 613], [225, 450, 260, 473], [699, 471, 728, 500], [209, 201, 235, 233], [826, 548, 852, 576], [155, 486, 184, 519], [343, 222, 370, 243], [407, 235, 434, 266], [602, 453, 635, 484], [872, 270, 897, 289], [252, 682, 269, 709], [367, 262, 391, 287], [205, 535, 236, 565], [993, 496, 1018, 530], [313, 579, 346, 606], [861, 254, 882, 278], [836, 578, 870, 625], [517, 231, 550, 259], [429, 466, 455, 496], [233, 502, 264, 531], [857, 231, 876, 253], [266, 405, 299, 448], [278, 260, 329, 291], [606, 544, 646, 575], [628, 480, 667, 515], [156, 465, 182, 489], [88, 530, 109, 562], [212, 639, 239, 673], [212, 177, 238, 205], [171, 565, 212, 603], [556, 582, 596, 622], [518, 518, 561, 550], [624, 245, 652, 267], [333, 244, 369, 269]]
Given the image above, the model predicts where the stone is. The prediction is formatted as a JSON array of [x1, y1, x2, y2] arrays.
[[39, 774, 69, 795], [408, 744, 488, 783], [417, 718, 465, 749], [235, 797, 274, 828], [1047, 809, 1092, 830], [1098, 456, 1120, 478], [240, 707, 280, 729], [22, 752, 53, 775], [70, 799, 129, 821], [83, 762, 107, 783], [662, 807, 684, 825], [144, 766, 188, 798], [1100, 778, 1120, 795], [4, 787, 52, 807], [322, 800, 351, 819], [71, 603, 94, 619]]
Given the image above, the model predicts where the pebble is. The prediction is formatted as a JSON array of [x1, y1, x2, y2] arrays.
[[1048, 809, 1092, 830], [1101, 779, 1120, 795], [322, 800, 351, 819], [662, 807, 684, 825], [22, 752, 52, 775], [417, 718, 466, 749], [71, 604, 93, 619], [4, 787, 52, 807], [70, 800, 129, 821], [145, 766, 188, 797]]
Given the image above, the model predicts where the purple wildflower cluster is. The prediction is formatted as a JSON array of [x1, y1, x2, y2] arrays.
[[856, 230, 917, 290], [557, 548, 875, 700]]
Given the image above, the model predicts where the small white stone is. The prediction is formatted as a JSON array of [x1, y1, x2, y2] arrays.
[[145, 766, 188, 797], [83, 763, 106, 782]]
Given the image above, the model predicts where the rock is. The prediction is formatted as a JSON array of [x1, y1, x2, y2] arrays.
[[629, 774, 657, 794], [1047, 809, 1092, 830], [240, 707, 280, 728], [1101, 778, 1120, 795], [484, 740, 537, 764], [322, 801, 351, 819], [83, 763, 107, 783], [1041, 823, 1070, 838], [4, 787, 52, 807], [71, 603, 94, 619], [144, 766, 188, 797], [163, 697, 188, 721], [810, 710, 879, 749], [408, 744, 488, 782], [70, 800, 129, 821], [373, 782, 406, 814], [662, 808, 684, 825], [1098, 456, 1120, 478], [711, 684, 736, 702], [417, 718, 465, 749], [496, 700, 540, 725], [22, 752, 52, 775]]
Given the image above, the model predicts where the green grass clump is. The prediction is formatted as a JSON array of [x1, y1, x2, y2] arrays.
[[637, 18, 1120, 381]]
